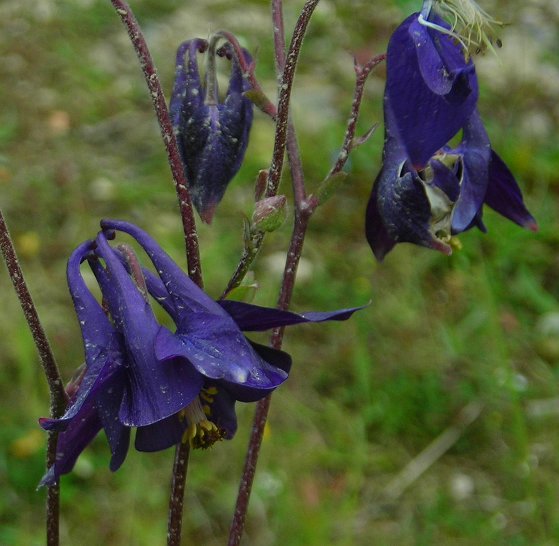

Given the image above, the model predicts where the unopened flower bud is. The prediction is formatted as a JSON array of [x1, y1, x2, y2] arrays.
[[251, 195, 287, 232], [170, 36, 254, 224]]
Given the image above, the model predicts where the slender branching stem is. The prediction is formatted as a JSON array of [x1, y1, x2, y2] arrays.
[[271, 0, 309, 210], [227, 3, 320, 545], [325, 53, 386, 181], [108, 3, 205, 544], [227, 391, 271, 546], [272, 0, 287, 70], [228, 206, 313, 546], [109, 0, 203, 288], [220, 231, 265, 300], [221, 0, 319, 301], [266, 0, 321, 198], [45, 442, 61, 546], [0, 208, 67, 546]]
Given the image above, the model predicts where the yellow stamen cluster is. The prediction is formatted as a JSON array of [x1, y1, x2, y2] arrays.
[[180, 392, 225, 449]]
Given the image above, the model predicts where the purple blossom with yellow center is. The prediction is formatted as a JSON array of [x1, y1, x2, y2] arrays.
[[365, 98, 537, 260], [364, 7, 536, 260], [40, 221, 362, 484]]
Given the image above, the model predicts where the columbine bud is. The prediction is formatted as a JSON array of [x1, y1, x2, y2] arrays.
[[170, 37, 254, 224], [251, 195, 287, 233]]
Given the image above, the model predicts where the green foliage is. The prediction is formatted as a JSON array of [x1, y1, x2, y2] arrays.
[[1, 0, 558, 544]]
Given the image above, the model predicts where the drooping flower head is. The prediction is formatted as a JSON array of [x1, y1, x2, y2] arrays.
[[365, 99, 537, 260], [365, 2, 536, 260], [100, 220, 362, 436], [40, 221, 362, 483], [170, 37, 254, 223]]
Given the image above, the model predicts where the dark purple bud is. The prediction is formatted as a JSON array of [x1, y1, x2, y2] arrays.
[[171, 38, 254, 223]]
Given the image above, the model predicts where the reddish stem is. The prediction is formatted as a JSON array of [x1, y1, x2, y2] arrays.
[[266, 0, 321, 198], [109, 0, 203, 288], [326, 53, 386, 181], [0, 208, 67, 546], [166, 442, 191, 546], [108, 3, 205, 545], [227, 2, 319, 545]]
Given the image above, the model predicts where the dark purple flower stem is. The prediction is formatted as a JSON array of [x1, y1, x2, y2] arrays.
[[266, 0, 320, 199], [227, 208, 313, 546], [108, 3, 204, 545], [272, 0, 309, 212], [109, 0, 203, 288], [0, 208, 67, 546], [166, 442, 190, 546], [227, 3, 319, 545], [228, 11, 386, 545]]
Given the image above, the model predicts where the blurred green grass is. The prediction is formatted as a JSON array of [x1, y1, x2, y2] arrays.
[[1, 0, 559, 544]]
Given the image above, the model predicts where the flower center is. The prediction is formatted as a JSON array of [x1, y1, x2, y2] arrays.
[[422, 180, 454, 241], [181, 389, 225, 449]]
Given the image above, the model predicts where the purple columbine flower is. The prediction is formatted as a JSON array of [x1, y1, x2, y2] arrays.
[[365, 98, 537, 261], [170, 38, 254, 224], [40, 221, 361, 483], [386, 9, 479, 168], [100, 219, 362, 443]]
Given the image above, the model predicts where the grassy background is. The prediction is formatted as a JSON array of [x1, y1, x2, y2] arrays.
[[1, 0, 559, 544]]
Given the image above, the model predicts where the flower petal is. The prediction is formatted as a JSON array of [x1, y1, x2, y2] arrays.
[[100, 220, 220, 317], [365, 177, 398, 261], [202, 383, 238, 438], [67, 241, 114, 350], [386, 13, 478, 167], [135, 414, 186, 452], [218, 300, 364, 331], [117, 353, 203, 428], [431, 159, 461, 202], [170, 39, 206, 138], [41, 247, 127, 433], [95, 232, 204, 427], [451, 111, 491, 232], [155, 323, 287, 394], [484, 150, 538, 231], [39, 408, 103, 487], [39, 355, 123, 433], [95, 378, 130, 472]]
